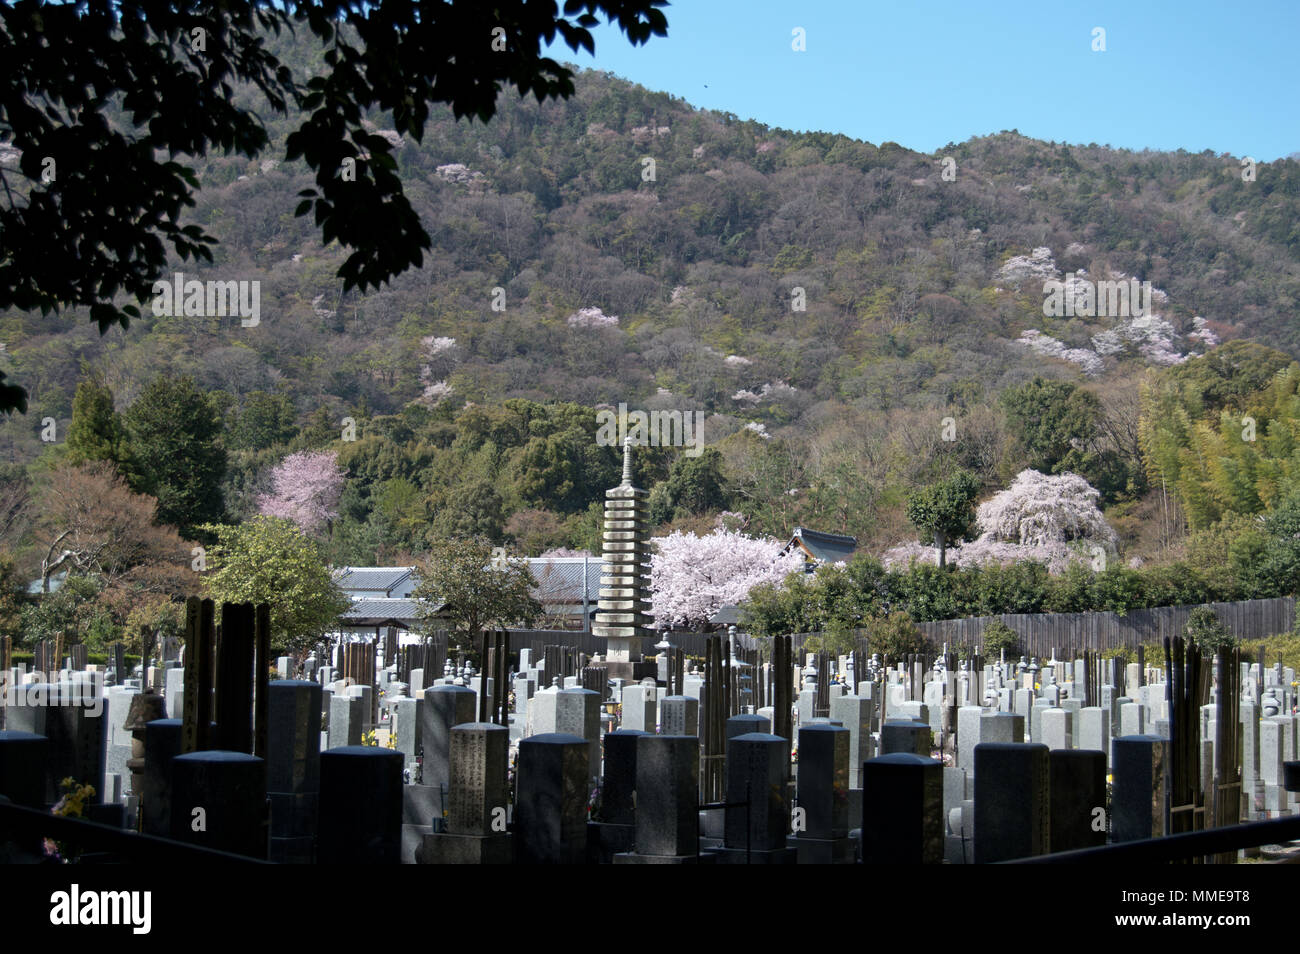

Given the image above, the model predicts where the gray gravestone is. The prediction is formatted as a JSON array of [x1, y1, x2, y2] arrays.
[[1040, 707, 1072, 751], [1077, 707, 1111, 767], [719, 732, 796, 863], [328, 694, 364, 749], [445, 722, 509, 835], [661, 695, 699, 737], [829, 694, 873, 789], [861, 753, 942, 864], [973, 742, 1050, 863], [1111, 734, 1165, 842], [556, 688, 601, 782], [880, 719, 931, 757], [1049, 748, 1107, 853], [420, 685, 476, 794], [515, 733, 589, 864], [620, 683, 656, 732], [615, 734, 699, 862]]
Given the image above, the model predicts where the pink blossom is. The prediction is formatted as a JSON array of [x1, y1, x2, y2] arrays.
[[257, 450, 347, 532], [650, 529, 806, 629]]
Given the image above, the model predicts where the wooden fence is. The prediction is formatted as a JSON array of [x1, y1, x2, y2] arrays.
[[915, 597, 1296, 659], [510, 598, 1294, 664]]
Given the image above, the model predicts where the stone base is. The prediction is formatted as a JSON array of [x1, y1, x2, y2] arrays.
[[402, 823, 432, 863], [944, 833, 971, 864], [790, 834, 856, 864], [403, 783, 444, 826], [270, 835, 315, 864], [602, 661, 657, 683], [708, 845, 798, 865], [587, 821, 635, 864], [699, 808, 725, 839], [847, 788, 862, 826], [416, 830, 513, 864], [269, 791, 318, 839], [613, 851, 703, 864]]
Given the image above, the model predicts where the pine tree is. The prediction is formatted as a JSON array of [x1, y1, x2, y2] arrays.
[[65, 372, 134, 479], [124, 375, 227, 537]]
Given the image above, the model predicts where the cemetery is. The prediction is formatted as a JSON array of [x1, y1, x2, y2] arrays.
[[0, 443, 1296, 867]]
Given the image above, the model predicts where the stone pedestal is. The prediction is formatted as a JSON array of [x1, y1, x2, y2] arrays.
[[713, 732, 797, 864], [973, 742, 1050, 863], [318, 746, 403, 863], [860, 753, 942, 864], [1111, 734, 1165, 842], [1049, 749, 1106, 853], [169, 751, 268, 859], [614, 734, 699, 864], [515, 733, 589, 864]]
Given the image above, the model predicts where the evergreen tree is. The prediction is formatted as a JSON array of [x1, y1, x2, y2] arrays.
[[65, 371, 134, 478], [905, 470, 981, 568], [124, 375, 227, 537]]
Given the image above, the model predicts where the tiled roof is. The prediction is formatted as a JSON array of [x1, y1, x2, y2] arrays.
[[710, 603, 742, 626], [526, 557, 602, 605], [339, 598, 432, 624], [333, 559, 602, 612], [787, 527, 858, 564], [334, 566, 415, 592]]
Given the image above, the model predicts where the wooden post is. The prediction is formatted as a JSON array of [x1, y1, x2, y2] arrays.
[[478, 628, 490, 722], [254, 603, 271, 759], [216, 602, 255, 754], [182, 596, 215, 753]]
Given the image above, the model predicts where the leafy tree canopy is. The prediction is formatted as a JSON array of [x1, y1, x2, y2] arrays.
[[199, 514, 348, 653], [905, 469, 981, 567], [413, 536, 541, 656]]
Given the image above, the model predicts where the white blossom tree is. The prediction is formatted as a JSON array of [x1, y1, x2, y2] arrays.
[[650, 528, 806, 630], [884, 470, 1118, 574]]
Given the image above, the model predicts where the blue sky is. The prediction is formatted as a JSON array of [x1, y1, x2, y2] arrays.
[[546, 0, 1299, 161]]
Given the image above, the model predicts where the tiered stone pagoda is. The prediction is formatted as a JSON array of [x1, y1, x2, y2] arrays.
[[592, 438, 655, 681]]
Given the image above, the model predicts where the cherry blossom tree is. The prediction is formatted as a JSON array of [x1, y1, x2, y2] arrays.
[[884, 470, 1117, 574], [650, 528, 806, 630], [257, 451, 347, 534], [566, 306, 619, 328]]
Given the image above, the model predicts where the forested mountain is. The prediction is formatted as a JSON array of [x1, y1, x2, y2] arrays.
[[3, 29, 1300, 579]]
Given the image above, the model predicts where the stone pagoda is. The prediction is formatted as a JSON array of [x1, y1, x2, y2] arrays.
[[592, 438, 655, 681]]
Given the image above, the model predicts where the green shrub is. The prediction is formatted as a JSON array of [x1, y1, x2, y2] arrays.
[[1185, 607, 1237, 653], [865, 610, 931, 660], [980, 619, 1020, 658]]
